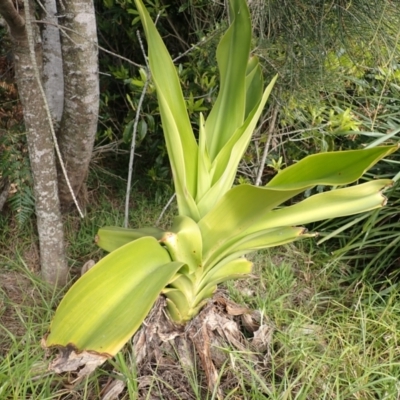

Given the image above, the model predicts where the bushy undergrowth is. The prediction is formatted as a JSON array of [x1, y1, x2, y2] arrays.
[[94, 0, 223, 188], [311, 65, 400, 281]]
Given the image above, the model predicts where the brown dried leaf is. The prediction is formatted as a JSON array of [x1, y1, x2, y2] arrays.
[[225, 302, 250, 316], [190, 322, 223, 399], [81, 259, 96, 276], [241, 311, 261, 333], [48, 347, 108, 380], [252, 324, 274, 352], [101, 378, 126, 400]]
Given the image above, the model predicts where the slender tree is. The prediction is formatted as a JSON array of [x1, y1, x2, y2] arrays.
[[56, 0, 99, 210], [0, 0, 99, 285]]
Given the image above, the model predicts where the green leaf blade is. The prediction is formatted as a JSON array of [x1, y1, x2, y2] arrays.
[[96, 226, 165, 252], [197, 75, 278, 217], [199, 184, 306, 258], [204, 227, 313, 268], [134, 0, 199, 217], [267, 146, 398, 189], [205, 0, 251, 160], [245, 56, 264, 117], [250, 179, 392, 233], [200, 147, 397, 258], [46, 237, 183, 356]]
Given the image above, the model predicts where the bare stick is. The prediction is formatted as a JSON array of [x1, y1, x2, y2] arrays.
[[123, 31, 150, 228], [156, 194, 176, 226], [255, 105, 280, 186], [22, 0, 84, 218]]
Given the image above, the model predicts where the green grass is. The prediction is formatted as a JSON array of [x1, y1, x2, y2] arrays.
[[1, 188, 400, 399], [226, 245, 400, 399]]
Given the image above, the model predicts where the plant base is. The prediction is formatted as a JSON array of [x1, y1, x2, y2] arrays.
[[47, 292, 274, 399], [132, 291, 273, 399]]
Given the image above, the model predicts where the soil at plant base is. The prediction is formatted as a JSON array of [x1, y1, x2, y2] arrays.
[[129, 291, 274, 399]]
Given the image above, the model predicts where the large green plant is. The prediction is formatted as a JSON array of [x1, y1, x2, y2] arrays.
[[45, 0, 397, 360]]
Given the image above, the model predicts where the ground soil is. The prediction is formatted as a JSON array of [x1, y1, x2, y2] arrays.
[[0, 271, 40, 355]]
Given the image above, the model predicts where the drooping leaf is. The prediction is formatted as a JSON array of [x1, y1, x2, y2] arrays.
[[96, 226, 165, 252], [199, 146, 397, 258], [201, 179, 390, 264], [248, 179, 392, 233], [46, 237, 183, 356], [267, 146, 398, 189]]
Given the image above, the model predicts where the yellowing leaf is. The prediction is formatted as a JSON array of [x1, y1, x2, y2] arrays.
[[46, 237, 183, 356]]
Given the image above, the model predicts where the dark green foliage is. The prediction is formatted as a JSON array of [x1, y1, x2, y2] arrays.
[[0, 130, 35, 226], [242, 0, 400, 162], [0, 30, 35, 226], [95, 0, 222, 189]]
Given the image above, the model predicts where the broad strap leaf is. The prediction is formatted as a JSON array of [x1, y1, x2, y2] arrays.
[[200, 147, 397, 259], [199, 184, 307, 259], [96, 226, 165, 252], [134, 0, 199, 218], [203, 226, 313, 269], [267, 146, 398, 189], [246, 179, 392, 234], [46, 237, 183, 356], [205, 0, 251, 160], [196, 75, 278, 217]]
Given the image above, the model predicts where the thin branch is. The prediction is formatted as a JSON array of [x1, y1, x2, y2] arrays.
[[124, 31, 150, 228], [159, 0, 189, 51], [156, 194, 176, 226], [35, 20, 142, 68], [0, 0, 25, 37], [35, 19, 219, 69], [172, 30, 221, 63], [255, 105, 280, 186]]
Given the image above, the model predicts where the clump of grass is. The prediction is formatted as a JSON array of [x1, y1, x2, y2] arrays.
[[226, 244, 400, 399]]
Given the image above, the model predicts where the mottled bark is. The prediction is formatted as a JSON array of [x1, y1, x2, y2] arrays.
[[0, 177, 10, 212], [57, 0, 99, 211], [0, 0, 68, 285], [42, 0, 64, 125]]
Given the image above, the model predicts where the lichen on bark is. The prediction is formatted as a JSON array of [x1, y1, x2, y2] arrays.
[[3, 0, 69, 285], [57, 0, 99, 211]]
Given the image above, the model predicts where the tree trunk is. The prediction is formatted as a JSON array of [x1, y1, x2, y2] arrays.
[[41, 0, 64, 126], [57, 0, 99, 211], [0, 0, 68, 285]]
